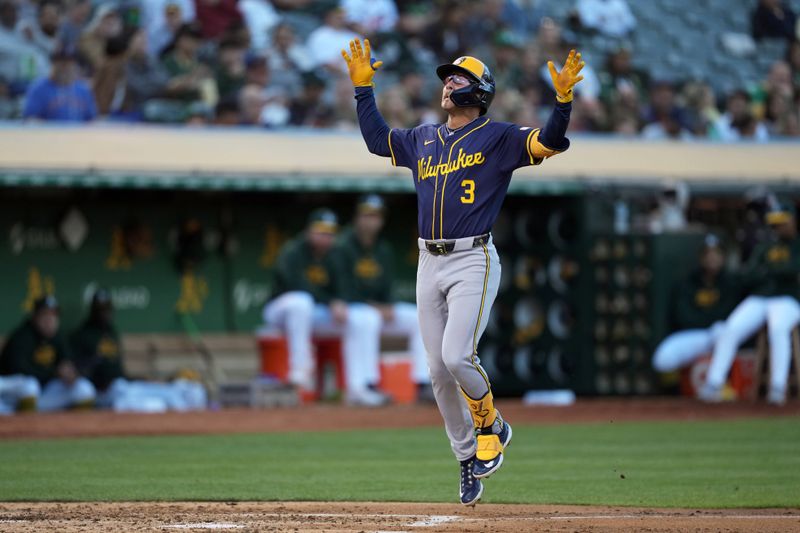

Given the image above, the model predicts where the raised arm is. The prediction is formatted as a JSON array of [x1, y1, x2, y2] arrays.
[[530, 49, 585, 158], [342, 38, 393, 157]]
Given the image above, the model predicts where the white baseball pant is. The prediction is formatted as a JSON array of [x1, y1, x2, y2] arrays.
[[263, 291, 382, 393], [705, 295, 800, 394], [0, 375, 40, 414], [653, 321, 726, 372]]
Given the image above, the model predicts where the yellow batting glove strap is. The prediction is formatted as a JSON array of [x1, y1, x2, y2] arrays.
[[341, 38, 384, 87], [476, 434, 502, 461], [548, 49, 585, 103]]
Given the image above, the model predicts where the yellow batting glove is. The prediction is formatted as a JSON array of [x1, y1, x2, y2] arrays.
[[547, 49, 585, 103], [341, 38, 383, 87]]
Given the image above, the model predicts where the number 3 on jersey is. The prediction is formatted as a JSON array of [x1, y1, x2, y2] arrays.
[[460, 179, 475, 204]]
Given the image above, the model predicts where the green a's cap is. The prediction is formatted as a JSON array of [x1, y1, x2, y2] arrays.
[[33, 295, 59, 314], [765, 200, 796, 225], [356, 194, 385, 214], [308, 208, 339, 234], [703, 233, 722, 249]]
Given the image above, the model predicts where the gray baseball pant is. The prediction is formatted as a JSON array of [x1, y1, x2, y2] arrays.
[[416, 235, 501, 461]]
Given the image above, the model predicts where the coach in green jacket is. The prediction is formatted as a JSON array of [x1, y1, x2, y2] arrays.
[[334, 195, 433, 401], [263, 208, 389, 406], [0, 296, 95, 411]]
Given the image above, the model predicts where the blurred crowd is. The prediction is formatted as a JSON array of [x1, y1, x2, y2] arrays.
[[0, 0, 799, 139]]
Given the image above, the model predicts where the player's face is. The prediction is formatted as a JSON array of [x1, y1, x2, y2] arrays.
[[308, 229, 336, 254], [771, 219, 796, 239], [700, 247, 724, 274], [441, 73, 471, 110], [33, 309, 59, 339], [355, 211, 384, 237]]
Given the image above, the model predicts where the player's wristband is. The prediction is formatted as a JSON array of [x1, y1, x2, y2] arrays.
[[556, 89, 573, 103]]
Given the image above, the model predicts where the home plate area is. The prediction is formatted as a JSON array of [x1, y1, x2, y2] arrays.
[[0, 502, 798, 532]]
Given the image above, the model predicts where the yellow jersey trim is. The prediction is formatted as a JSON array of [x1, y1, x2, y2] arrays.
[[438, 118, 491, 239], [430, 146, 446, 239], [525, 128, 537, 165], [470, 242, 492, 392], [388, 129, 397, 167]]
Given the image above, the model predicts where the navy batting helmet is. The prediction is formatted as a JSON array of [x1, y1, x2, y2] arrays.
[[436, 56, 496, 115]]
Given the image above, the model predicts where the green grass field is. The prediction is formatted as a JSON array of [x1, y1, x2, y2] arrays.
[[0, 418, 798, 507]]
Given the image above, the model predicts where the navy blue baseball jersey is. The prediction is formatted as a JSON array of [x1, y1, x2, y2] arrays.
[[388, 118, 543, 240], [354, 86, 571, 240]]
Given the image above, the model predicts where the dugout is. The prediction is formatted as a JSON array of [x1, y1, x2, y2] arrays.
[[0, 126, 797, 396]]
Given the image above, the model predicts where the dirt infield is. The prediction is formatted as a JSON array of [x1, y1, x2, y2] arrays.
[[2, 399, 799, 532], [0, 502, 798, 532], [2, 397, 799, 440]]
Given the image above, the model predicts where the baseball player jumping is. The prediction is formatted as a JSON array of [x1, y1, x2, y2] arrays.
[[343, 38, 583, 506]]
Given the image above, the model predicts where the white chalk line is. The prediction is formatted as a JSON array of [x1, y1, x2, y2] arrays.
[[164, 524, 244, 530], [160, 512, 800, 530], [407, 515, 460, 527]]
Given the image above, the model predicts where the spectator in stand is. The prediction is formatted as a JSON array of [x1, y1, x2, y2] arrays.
[[394, 0, 436, 39], [59, 0, 92, 50], [786, 39, 800, 86], [194, 0, 243, 41], [214, 37, 246, 101], [517, 41, 545, 95], [239, 52, 288, 126], [23, 44, 97, 121], [306, 6, 358, 73], [376, 84, 415, 127], [16, 0, 62, 57], [79, 4, 123, 73], [239, 0, 279, 52], [160, 22, 216, 105], [288, 70, 334, 127], [751, 0, 797, 41], [422, 0, 472, 60], [752, 60, 795, 117], [124, 29, 170, 119], [499, 0, 547, 43], [214, 97, 240, 124], [267, 22, 312, 96], [682, 81, 720, 137], [536, 17, 601, 103], [490, 30, 524, 92], [92, 32, 129, 116], [711, 89, 769, 142], [460, 0, 508, 52], [144, 0, 193, 57], [574, 0, 636, 38], [765, 88, 800, 136], [598, 45, 647, 111], [0, 296, 96, 412], [640, 81, 693, 140], [340, 0, 398, 38], [0, 0, 50, 90], [397, 68, 436, 125]]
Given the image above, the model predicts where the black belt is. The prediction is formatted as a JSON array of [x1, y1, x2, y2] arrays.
[[425, 234, 490, 255]]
